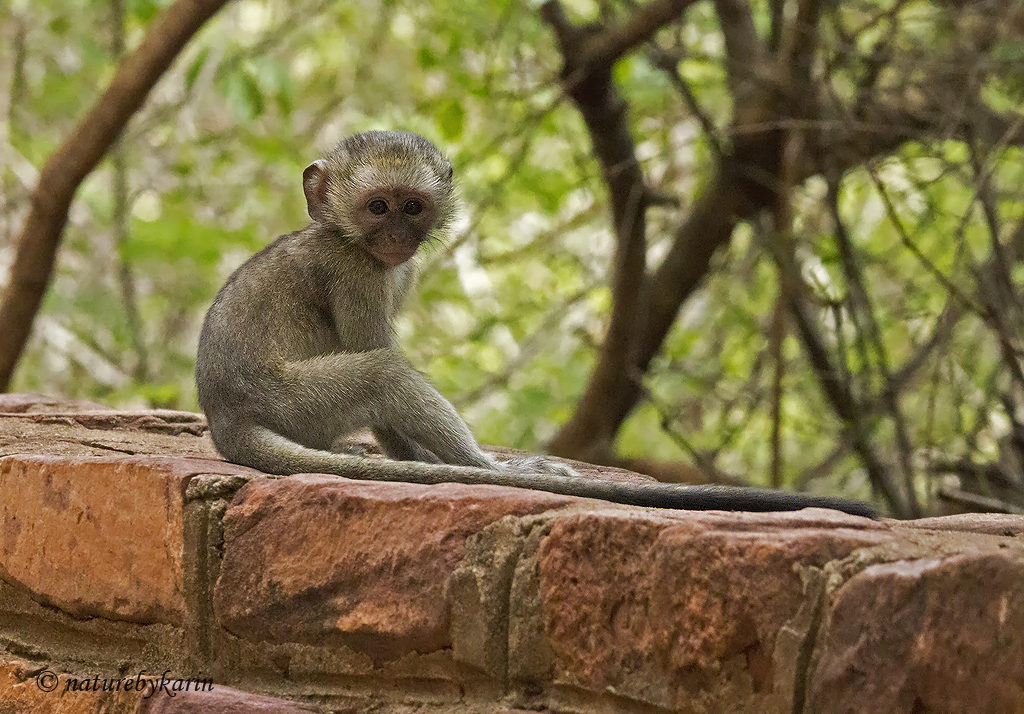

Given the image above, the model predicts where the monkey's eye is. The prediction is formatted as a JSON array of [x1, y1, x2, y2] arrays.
[[403, 199, 423, 216], [367, 199, 388, 215]]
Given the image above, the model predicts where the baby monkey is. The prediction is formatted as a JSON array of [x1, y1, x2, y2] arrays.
[[196, 131, 875, 517]]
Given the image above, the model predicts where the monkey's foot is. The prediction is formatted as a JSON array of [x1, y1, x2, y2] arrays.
[[502, 455, 580, 478], [333, 443, 369, 457]]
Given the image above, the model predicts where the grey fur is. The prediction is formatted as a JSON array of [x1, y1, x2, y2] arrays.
[[195, 131, 876, 518]]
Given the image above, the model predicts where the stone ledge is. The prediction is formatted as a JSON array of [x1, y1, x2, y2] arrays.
[[0, 453, 256, 624], [214, 474, 580, 661], [810, 546, 1024, 711], [891, 512, 1024, 536], [1, 394, 1024, 713], [538, 511, 886, 704]]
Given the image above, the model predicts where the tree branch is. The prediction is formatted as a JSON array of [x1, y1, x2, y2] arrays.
[[543, 0, 701, 71], [0, 0, 230, 389], [543, 1, 659, 458], [768, 226, 911, 515], [713, 0, 765, 94], [827, 175, 921, 516]]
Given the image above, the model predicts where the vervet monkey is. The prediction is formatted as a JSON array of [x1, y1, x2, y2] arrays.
[[195, 131, 875, 518]]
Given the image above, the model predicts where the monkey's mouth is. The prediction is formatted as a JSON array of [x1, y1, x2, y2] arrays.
[[372, 247, 417, 268]]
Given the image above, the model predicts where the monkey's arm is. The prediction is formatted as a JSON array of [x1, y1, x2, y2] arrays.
[[252, 350, 501, 470], [231, 424, 876, 517], [264, 350, 573, 478]]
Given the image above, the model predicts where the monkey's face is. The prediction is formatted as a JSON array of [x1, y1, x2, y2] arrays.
[[304, 131, 458, 267], [350, 186, 436, 267]]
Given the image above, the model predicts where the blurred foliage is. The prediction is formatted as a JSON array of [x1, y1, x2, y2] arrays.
[[1, 0, 1022, 504]]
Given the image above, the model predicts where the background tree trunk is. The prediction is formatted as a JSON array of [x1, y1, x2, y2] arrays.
[[0, 0, 230, 389]]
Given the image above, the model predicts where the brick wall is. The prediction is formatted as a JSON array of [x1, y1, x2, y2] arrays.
[[1, 394, 1023, 713]]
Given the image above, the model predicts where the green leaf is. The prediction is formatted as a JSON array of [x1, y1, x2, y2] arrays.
[[48, 16, 70, 35], [993, 38, 1024, 63], [250, 57, 292, 115], [129, 0, 163, 23], [218, 68, 264, 122], [417, 46, 438, 68], [184, 47, 210, 92], [437, 100, 465, 140]]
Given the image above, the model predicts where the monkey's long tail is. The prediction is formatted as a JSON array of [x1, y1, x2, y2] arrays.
[[235, 426, 877, 518], [551, 479, 877, 518]]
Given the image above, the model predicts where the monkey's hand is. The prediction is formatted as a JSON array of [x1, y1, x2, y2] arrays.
[[501, 455, 580, 478]]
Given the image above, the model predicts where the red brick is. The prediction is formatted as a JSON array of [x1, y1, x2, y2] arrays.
[[215, 474, 576, 661], [809, 550, 1024, 713], [0, 454, 250, 623], [894, 512, 1024, 537], [534, 508, 890, 709]]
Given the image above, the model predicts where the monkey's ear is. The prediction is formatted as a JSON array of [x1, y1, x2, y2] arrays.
[[445, 161, 453, 180], [302, 159, 330, 222]]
